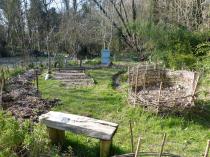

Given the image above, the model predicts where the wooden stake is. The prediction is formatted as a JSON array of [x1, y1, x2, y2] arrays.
[[0, 79, 4, 108], [134, 66, 139, 106], [143, 73, 146, 91], [35, 70, 39, 92], [129, 120, 134, 153], [131, 67, 134, 88], [128, 67, 131, 99], [157, 82, 163, 104], [128, 67, 130, 85], [204, 140, 210, 157], [159, 133, 166, 157], [192, 74, 200, 96], [174, 81, 177, 105], [135, 134, 141, 157]]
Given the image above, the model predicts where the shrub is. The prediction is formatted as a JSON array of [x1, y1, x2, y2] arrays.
[[166, 53, 197, 70], [194, 42, 210, 57], [0, 111, 71, 157]]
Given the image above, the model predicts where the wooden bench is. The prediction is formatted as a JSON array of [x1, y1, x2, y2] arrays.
[[39, 111, 118, 157]]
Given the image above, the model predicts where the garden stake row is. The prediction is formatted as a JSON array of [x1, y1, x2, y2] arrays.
[[128, 120, 168, 157]]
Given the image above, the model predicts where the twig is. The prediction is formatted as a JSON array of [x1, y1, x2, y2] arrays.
[[129, 120, 134, 153], [204, 140, 210, 157], [159, 133, 166, 157], [135, 133, 141, 157]]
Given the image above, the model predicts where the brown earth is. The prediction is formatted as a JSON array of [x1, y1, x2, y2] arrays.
[[2, 69, 60, 122]]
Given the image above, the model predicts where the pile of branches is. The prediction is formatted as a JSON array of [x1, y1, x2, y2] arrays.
[[1, 69, 60, 122]]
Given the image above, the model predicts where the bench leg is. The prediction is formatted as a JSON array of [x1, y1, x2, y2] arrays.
[[47, 127, 65, 145], [100, 139, 112, 157]]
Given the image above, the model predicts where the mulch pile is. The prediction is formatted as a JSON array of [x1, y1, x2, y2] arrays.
[[2, 69, 60, 122]]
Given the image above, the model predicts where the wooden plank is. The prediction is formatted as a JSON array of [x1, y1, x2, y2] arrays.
[[39, 111, 118, 140]]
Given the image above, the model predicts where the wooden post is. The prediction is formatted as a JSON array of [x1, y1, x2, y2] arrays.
[[159, 133, 166, 157], [100, 139, 112, 157], [204, 140, 210, 157], [47, 127, 65, 145]]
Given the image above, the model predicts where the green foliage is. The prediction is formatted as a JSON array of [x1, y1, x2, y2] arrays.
[[23, 123, 50, 157], [195, 42, 210, 57], [84, 58, 100, 66], [152, 50, 198, 70], [68, 60, 78, 66], [0, 66, 24, 80], [28, 63, 35, 69], [0, 111, 71, 157], [166, 52, 197, 70], [128, 20, 209, 70], [54, 54, 65, 68], [0, 112, 27, 156]]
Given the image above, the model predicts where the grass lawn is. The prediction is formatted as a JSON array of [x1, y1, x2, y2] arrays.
[[39, 68, 210, 157]]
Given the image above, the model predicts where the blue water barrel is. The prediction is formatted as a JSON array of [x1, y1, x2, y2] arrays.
[[101, 49, 111, 65]]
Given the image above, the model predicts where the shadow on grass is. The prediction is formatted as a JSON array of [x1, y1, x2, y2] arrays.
[[162, 99, 210, 128], [186, 99, 210, 127], [61, 136, 127, 157]]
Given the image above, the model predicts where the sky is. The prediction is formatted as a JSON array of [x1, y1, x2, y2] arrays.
[[49, 0, 64, 12]]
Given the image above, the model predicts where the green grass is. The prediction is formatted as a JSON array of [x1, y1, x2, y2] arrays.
[[39, 68, 210, 157]]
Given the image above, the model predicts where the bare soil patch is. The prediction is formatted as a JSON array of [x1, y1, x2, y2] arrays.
[[2, 69, 60, 122]]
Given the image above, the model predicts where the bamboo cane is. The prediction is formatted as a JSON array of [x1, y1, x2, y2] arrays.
[[135, 134, 141, 157], [204, 140, 210, 157]]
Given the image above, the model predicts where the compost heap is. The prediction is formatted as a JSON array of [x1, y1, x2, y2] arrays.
[[2, 70, 60, 122], [128, 64, 199, 114]]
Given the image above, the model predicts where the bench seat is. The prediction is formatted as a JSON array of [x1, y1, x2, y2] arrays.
[[39, 111, 118, 157]]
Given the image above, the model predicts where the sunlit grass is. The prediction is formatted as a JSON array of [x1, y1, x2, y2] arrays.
[[39, 68, 210, 157]]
